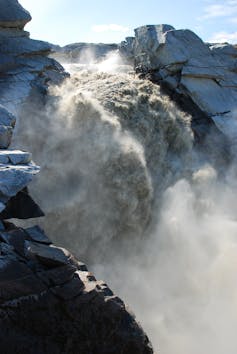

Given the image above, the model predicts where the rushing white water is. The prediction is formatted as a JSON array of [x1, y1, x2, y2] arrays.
[[14, 53, 237, 354], [95, 163, 237, 354]]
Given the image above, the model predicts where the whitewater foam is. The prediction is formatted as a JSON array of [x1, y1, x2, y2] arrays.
[[12, 56, 237, 354]]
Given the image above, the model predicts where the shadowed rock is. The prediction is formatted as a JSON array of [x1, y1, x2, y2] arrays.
[[0, 188, 44, 219], [0, 224, 153, 354]]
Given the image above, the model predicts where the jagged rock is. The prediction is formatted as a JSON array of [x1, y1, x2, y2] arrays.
[[0, 101, 16, 148], [0, 228, 27, 256], [0, 105, 16, 127], [0, 258, 47, 301], [0, 188, 44, 219], [36, 264, 76, 286], [120, 24, 237, 158], [25, 241, 72, 267], [0, 0, 31, 29], [0, 125, 12, 148], [119, 36, 135, 63], [0, 163, 39, 202], [25, 225, 51, 244], [0, 103, 42, 217], [0, 224, 153, 354]]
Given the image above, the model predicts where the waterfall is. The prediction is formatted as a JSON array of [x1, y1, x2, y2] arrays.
[[13, 54, 237, 354]]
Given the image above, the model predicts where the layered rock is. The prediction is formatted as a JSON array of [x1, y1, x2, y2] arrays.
[[120, 25, 237, 160], [0, 222, 152, 354], [0, 1, 154, 353], [0, 0, 66, 113], [0, 105, 42, 217]]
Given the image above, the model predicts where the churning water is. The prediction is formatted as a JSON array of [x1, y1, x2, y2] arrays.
[[14, 52, 237, 354]]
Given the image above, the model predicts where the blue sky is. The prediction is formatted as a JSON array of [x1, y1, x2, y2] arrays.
[[20, 0, 237, 45]]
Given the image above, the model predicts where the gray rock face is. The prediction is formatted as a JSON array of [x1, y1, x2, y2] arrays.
[[119, 36, 135, 63], [0, 1, 66, 113], [0, 105, 16, 127], [0, 162, 39, 201], [53, 42, 119, 63], [0, 104, 39, 212], [120, 25, 237, 157], [0, 0, 31, 29], [0, 150, 31, 164], [0, 223, 153, 354], [0, 104, 40, 215], [0, 0, 64, 214], [25, 225, 51, 244], [0, 105, 16, 149]]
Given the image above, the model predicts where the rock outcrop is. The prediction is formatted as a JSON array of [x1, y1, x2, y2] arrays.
[[0, 0, 66, 113], [0, 222, 152, 354], [120, 25, 237, 160], [0, 105, 42, 218], [53, 42, 118, 63], [0, 0, 31, 29], [0, 1, 154, 353]]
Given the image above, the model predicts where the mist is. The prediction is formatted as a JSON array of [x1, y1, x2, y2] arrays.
[[95, 163, 237, 353], [12, 52, 237, 353]]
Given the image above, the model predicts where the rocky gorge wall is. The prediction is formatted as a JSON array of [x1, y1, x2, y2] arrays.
[[120, 25, 237, 161], [2, 1, 237, 353], [0, 1, 154, 353]]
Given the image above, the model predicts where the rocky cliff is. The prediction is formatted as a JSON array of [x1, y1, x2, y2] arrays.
[[5, 7, 237, 354], [120, 25, 237, 162], [0, 1, 154, 353]]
